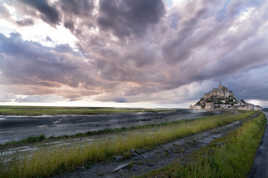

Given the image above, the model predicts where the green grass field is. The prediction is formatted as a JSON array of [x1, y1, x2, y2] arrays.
[[0, 111, 256, 178], [140, 112, 266, 178], [0, 105, 172, 116]]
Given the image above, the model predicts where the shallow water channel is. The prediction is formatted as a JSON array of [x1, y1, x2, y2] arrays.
[[0, 109, 217, 144]]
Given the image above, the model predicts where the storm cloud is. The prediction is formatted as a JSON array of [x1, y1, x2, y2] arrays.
[[16, 18, 34, 26], [21, 0, 60, 24], [98, 0, 165, 38], [0, 0, 268, 107]]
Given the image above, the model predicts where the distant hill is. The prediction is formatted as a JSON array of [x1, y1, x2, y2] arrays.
[[190, 84, 262, 111]]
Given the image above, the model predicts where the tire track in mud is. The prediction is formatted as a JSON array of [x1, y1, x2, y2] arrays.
[[55, 113, 260, 178]]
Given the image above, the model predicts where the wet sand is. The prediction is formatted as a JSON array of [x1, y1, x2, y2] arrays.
[[0, 109, 216, 144]]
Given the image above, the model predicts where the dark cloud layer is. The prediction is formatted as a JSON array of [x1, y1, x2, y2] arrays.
[[60, 0, 94, 16], [18, 0, 165, 38], [22, 0, 60, 24], [0, 33, 102, 99], [58, 0, 95, 32], [0, 0, 268, 106], [98, 0, 165, 38], [16, 18, 34, 26]]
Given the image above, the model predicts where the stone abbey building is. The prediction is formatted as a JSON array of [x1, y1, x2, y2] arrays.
[[190, 84, 262, 111]]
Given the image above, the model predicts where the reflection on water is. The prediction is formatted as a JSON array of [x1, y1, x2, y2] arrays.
[[0, 109, 218, 144]]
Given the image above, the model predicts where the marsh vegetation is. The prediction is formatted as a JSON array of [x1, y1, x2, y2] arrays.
[[0, 111, 258, 178], [141, 113, 266, 178], [0, 106, 172, 116]]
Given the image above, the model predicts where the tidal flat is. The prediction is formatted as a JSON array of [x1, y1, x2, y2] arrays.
[[0, 109, 262, 178], [0, 107, 216, 144]]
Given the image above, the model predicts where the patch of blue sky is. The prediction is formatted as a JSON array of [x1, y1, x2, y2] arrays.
[[217, 0, 265, 22], [223, 0, 232, 10], [165, 0, 173, 8], [169, 13, 179, 29], [216, 0, 232, 21], [248, 0, 264, 6]]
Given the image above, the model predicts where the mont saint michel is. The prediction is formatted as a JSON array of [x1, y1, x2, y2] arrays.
[[190, 84, 263, 111]]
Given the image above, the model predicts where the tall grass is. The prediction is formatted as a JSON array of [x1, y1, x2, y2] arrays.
[[141, 112, 266, 178], [0, 112, 256, 178], [0, 106, 171, 116]]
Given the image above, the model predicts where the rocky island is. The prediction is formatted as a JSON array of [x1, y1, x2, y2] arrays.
[[190, 84, 262, 111]]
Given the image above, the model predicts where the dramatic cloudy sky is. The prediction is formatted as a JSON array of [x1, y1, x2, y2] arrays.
[[0, 0, 268, 108]]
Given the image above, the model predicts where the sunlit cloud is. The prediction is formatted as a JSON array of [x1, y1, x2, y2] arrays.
[[0, 0, 267, 107]]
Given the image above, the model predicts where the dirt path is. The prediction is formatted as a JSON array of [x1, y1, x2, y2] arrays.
[[249, 112, 268, 178], [54, 113, 258, 178]]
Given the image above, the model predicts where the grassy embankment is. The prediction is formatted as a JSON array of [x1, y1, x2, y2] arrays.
[[0, 106, 172, 116], [0, 111, 257, 178], [141, 112, 266, 178]]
